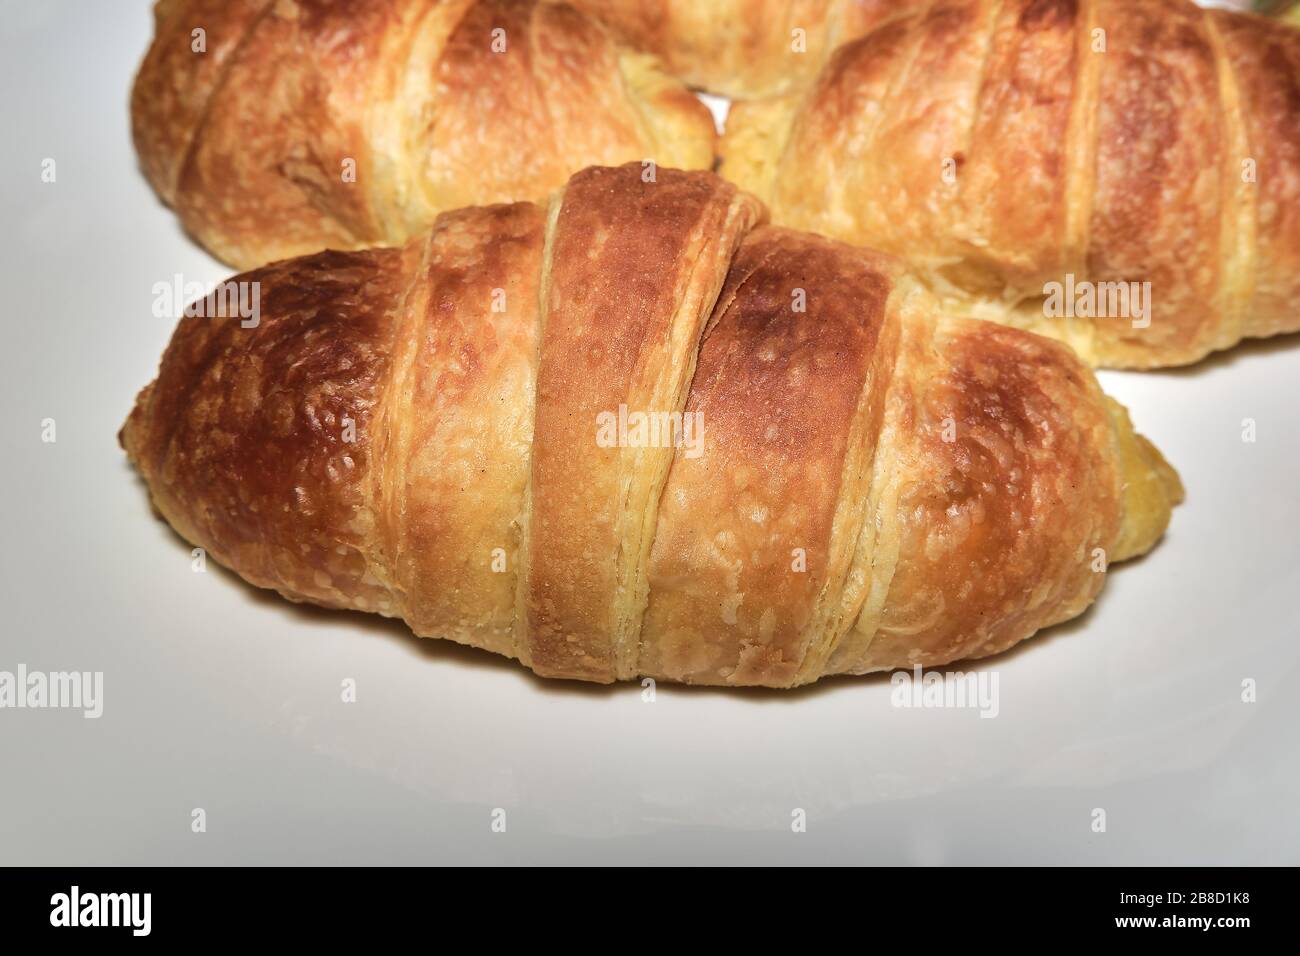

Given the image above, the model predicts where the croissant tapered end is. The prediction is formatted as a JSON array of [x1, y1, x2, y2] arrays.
[[130, 0, 270, 204], [120, 381, 152, 473], [1107, 399, 1184, 564], [121, 242, 423, 618]]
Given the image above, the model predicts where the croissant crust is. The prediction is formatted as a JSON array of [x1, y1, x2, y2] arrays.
[[122, 164, 1182, 687]]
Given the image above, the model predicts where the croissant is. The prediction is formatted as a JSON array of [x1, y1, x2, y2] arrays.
[[569, 0, 926, 99], [722, 0, 1300, 368], [121, 164, 1182, 687], [132, 0, 714, 269]]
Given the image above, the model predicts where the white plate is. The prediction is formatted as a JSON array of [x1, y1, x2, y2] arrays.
[[1, 0, 1296, 865]]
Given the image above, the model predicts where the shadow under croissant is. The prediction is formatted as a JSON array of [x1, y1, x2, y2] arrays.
[[125, 462, 1173, 703]]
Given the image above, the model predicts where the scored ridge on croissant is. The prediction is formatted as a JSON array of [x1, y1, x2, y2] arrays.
[[121, 164, 1182, 687]]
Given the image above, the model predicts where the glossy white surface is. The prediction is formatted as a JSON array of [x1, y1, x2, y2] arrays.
[[0, 0, 1296, 865]]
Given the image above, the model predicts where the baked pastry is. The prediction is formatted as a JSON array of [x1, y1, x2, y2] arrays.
[[132, 0, 715, 268], [570, 0, 925, 98], [722, 0, 1300, 368], [121, 164, 1182, 687], [134, 0, 1298, 370]]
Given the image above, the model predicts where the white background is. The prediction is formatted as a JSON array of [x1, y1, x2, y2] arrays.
[[0, 0, 1296, 865]]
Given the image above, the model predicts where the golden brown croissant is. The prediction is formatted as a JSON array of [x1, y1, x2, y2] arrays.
[[570, 0, 926, 99], [132, 0, 714, 269], [121, 164, 1181, 687], [722, 0, 1300, 368]]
